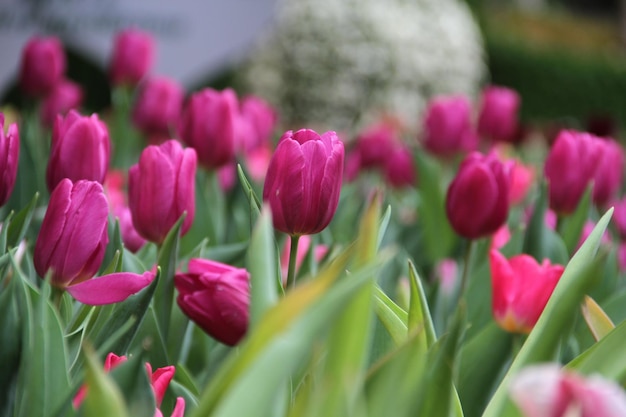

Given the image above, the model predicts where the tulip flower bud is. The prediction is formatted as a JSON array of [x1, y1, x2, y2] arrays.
[[19, 36, 66, 97], [128, 139, 197, 244], [477, 85, 520, 143], [0, 114, 20, 207], [237, 95, 278, 154], [175, 258, 250, 346], [613, 198, 626, 240], [46, 110, 111, 192], [263, 129, 345, 236], [40, 79, 84, 128], [489, 250, 564, 334], [445, 152, 510, 239], [423, 95, 477, 156], [383, 145, 416, 188], [354, 122, 398, 168], [109, 28, 154, 87], [592, 138, 624, 207], [544, 130, 603, 214], [179, 88, 238, 169], [132, 76, 184, 142], [34, 179, 109, 287]]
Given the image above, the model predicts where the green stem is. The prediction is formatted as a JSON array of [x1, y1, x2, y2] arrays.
[[286, 235, 301, 289], [459, 239, 475, 297]]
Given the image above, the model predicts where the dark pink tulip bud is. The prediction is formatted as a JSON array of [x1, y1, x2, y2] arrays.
[[423, 95, 477, 156], [544, 130, 603, 214], [477, 85, 520, 143], [128, 139, 197, 244], [354, 122, 398, 168], [592, 138, 624, 207], [237, 95, 278, 154], [263, 129, 345, 236], [0, 114, 20, 207], [445, 152, 510, 239], [132, 76, 184, 142], [613, 197, 626, 240], [179, 88, 238, 169], [40, 79, 84, 128], [175, 258, 250, 346], [384, 145, 416, 188], [46, 110, 111, 192], [109, 28, 154, 87], [19, 36, 66, 97]]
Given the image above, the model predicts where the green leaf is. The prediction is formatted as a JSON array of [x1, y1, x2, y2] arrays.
[[558, 185, 591, 256], [522, 181, 549, 262], [79, 346, 129, 417], [0, 270, 21, 415], [108, 353, 155, 417], [408, 260, 436, 348], [373, 285, 408, 345], [580, 295, 615, 342], [237, 164, 262, 230], [6, 191, 38, 249]]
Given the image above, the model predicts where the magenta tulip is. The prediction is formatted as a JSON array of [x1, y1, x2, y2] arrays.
[[383, 145, 416, 188], [19, 36, 66, 97], [128, 140, 197, 244], [477, 85, 520, 143], [263, 129, 344, 236], [0, 114, 20, 207], [592, 138, 624, 207], [445, 152, 510, 239], [109, 28, 154, 87], [613, 197, 626, 240], [132, 76, 184, 142], [179, 88, 238, 169], [40, 79, 84, 127], [237, 95, 278, 154], [423, 95, 477, 156], [175, 258, 250, 346], [354, 122, 398, 168]]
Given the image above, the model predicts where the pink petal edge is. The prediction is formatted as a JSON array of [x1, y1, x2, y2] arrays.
[[67, 271, 155, 305]]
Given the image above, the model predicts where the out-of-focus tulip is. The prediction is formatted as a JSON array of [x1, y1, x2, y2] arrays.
[[576, 220, 611, 251], [132, 76, 184, 143], [508, 159, 534, 205], [592, 138, 624, 207], [179, 88, 238, 170], [0, 114, 19, 207], [383, 145, 416, 188], [434, 258, 458, 296], [244, 146, 273, 183], [109, 28, 154, 87], [46, 110, 110, 191], [510, 364, 626, 417], [73, 352, 127, 408], [280, 235, 329, 280], [491, 224, 511, 251], [145, 363, 175, 407], [423, 95, 477, 156], [174, 258, 250, 346], [19, 36, 66, 97], [128, 140, 197, 244], [263, 129, 344, 236], [353, 122, 397, 168], [489, 250, 564, 334], [217, 162, 237, 192], [618, 243, 626, 272], [237, 95, 278, 154], [477, 85, 520, 143], [613, 198, 626, 240], [544, 130, 602, 214], [40, 79, 84, 127], [103, 171, 147, 253], [445, 152, 510, 239]]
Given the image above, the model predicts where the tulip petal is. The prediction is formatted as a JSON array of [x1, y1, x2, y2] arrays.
[[67, 271, 155, 305]]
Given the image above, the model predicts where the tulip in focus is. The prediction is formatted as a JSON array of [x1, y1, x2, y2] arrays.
[[592, 138, 624, 207], [0, 114, 19, 207], [46, 110, 111, 191], [445, 152, 510, 239], [19, 36, 66, 97], [132, 76, 184, 143], [510, 364, 626, 417], [40, 78, 84, 127], [263, 129, 344, 236], [128, 140, 197, 244], [109, 28, 154, 87], [489, 250, 564, 334], [180, 87, 238, 170], [422, 94, 478, 156], [477, 85, 520, 143], [175, 258, 250, 346]]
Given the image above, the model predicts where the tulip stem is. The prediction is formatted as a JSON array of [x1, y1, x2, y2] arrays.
[[286, 235, 301, 289], [459, 239, 475, 296]]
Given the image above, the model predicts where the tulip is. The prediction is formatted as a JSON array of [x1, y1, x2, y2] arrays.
[[423, 95, 477, 156], [263, 129, 344, 236], [237, 95, 278, 154], [132, 76, 184, 142], [544, 130, 603, 214], [383, 145, 416, 188], [179, 88, 238, 169], [613, 197, 626, 240], [354, 122, 398, 168], [592, 138, 624, 207], [109, 28, 154, 87], [0, 114, 20, 207], [477, 85, 520, 143], [128, 140, 197, 244], [46, 110, 110, 191], [445, 152, 510, 239], [145, 363, 175, 407], [40, 78, 84, 127], [279, 235, 329, 280], [510, 364, 626, 417], [489, 250, 564, 334], [508, 159, 534, 205], [174, 258, 250, 346], [19, 36, 66, 97]]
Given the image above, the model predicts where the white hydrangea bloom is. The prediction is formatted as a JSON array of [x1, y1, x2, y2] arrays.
[[242, 0, 486, 132]]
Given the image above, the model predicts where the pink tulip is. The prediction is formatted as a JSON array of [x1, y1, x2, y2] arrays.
[[508, 159, 534, 205], [40, 79, 84, 127], [489, 250, 564, 334], [46, 110, 110, 191], [104, 171, 147, 253], [0, 114, 19, 207], [179, 87, 238, 170], [576, 220, 611, 251], [353, 122, 398, 168], [446, 152, 510, 239], [613, 198, 626, 240], [244, 146, 273, 183], [109, 28, 154, 87], [174, 258, 250, 346], [237, 95, 278, 154], [128, 140, 197, 244], [383, 145, 416, 188], [145, 363, 175, 406], [19, 36, 66, 97], [132, 76, 184, 142], [477, 85, 520, 143], [263, 129, 344, 236], [73, 352, 127, 408], [423, 94, 478, 156], [217, 162, 237, 192], [592, 138, 624, 207], [491, 224, 511, 251], [434, 258, 458, 296], [280, 235, 329, 280], [510, 364, 626, 417], [544, 130, 603, 214]]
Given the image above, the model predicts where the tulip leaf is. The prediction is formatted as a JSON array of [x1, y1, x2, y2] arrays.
[[0, 210, 13, 254], [237, 164, 262, 229], [522, 180, 549, 262], [408, 260, 436, 348], [580, 295, 615, 342], [558, 185, 591, 256], [6, 191, 38, 249], [483, 208, 613, 417], [0, 267, 21, 415], [101, 218, 124, 275], [373, 285, 408, 345]]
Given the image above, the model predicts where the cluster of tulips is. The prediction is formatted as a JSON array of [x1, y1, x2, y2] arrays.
[[2, 26, 626, 417]]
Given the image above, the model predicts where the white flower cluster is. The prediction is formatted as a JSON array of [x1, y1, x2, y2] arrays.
[[242, 0, 486, 133]]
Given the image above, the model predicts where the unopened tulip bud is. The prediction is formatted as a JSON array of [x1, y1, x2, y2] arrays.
[[237, 95, 278, 154], [109, 28, 154, 87], [592, 138, 624, 207], [477, 85, 520, 143], [0, 114, 19, 207], [40, 79, 84, 128], [384, 145, 416, 188], [19, 36, 66, 97], [423, 95, 477, 156], [132, 76, 184, 141]]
